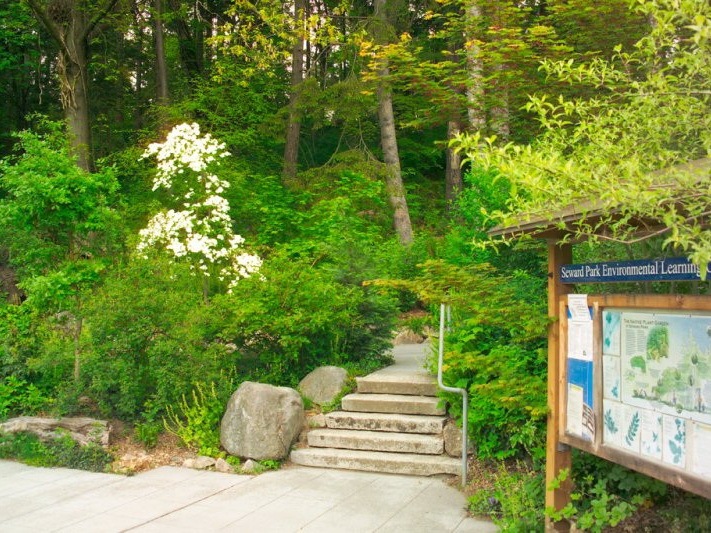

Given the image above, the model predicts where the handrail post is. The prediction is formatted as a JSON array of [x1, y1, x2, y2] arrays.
[[437, 303, 468, 487]]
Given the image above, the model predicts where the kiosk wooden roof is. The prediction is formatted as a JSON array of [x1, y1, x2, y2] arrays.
[[489, 157, 711, 531]]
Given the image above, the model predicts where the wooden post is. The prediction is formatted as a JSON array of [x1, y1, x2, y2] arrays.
[[545, 240, 573, 532]]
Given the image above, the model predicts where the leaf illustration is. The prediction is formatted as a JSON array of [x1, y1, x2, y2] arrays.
[[625, 412, 640, 446], [604, 409, 618, 434]]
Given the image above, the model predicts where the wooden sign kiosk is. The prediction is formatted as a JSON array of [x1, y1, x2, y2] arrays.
[[491, 195, 711, 532]]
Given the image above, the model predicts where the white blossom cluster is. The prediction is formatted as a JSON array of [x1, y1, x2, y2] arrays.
[[138, 123, 261, 288], [142, 123, 230, 191]]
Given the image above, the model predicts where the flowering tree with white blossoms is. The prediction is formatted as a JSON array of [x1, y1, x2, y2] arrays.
[[138, 123, 261, 295]]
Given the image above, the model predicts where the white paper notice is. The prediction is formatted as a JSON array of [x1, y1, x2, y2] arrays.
[[692, 423, 711, 477], [567, 384, 584, 437], [568, 294, 592, 322], [568, 319, 594, 361]]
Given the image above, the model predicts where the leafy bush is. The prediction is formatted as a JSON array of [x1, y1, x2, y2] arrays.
[[164, 382, 224, 457], [0, 376, 52, 420], [469, 462, 545, 532], [545, 454, 669, 532], [81, 258, 228, 419], [213, 250, 396, 386], [0, 431, 113, 472]]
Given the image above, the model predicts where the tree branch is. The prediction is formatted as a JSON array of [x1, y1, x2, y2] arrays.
[[84, 0, 121, 39], [24, 0, 68, 55]]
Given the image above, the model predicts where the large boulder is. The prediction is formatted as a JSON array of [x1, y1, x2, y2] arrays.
[[220, 381, 304, 460], [0, 416, 110, 447], [298, 366, 348, 405]]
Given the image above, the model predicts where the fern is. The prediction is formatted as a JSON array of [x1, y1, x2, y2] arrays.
[[625, 412, 640, 446]]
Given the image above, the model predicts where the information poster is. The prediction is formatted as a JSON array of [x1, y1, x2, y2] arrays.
[[566, 295, 595, 441], [602, 308, 711, 476]]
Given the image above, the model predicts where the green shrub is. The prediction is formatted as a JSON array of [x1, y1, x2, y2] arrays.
[[164, 382, 225, 457], [0, 431, 113, 472], [469, 462, 545, 532], [212, 251, 396, 387], [0, 376, 53, 420], [546, 455, 670, 532]]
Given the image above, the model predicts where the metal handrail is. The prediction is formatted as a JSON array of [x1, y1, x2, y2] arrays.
[[437, 303, 468, 487]]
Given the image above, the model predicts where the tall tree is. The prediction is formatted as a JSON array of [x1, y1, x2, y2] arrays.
[[25, 0, 121, 171], [283, 0, 307, 181], [153, 0, 169, 103], [373, 0, 413, 245]]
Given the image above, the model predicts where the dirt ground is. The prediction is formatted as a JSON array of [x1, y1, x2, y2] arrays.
[[108, 420, 196, 474]]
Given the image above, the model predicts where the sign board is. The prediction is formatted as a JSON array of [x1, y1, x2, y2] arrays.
[[560, 257, 709, 284], [560, 294, 711, 499]]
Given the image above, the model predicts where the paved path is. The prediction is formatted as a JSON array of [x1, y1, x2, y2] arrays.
[[0, 344, 498, 532], [0, 461, 497, 532]]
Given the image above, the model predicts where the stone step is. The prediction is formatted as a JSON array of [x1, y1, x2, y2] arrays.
[[341, 393, 445, 416], [307, 428, 444, 455], [290, 448, 460, 476], [356, 374, 438, 396], [325, 411, 446, 434]]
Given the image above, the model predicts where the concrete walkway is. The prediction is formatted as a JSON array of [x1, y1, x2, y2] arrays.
[[0, 461, 497, 532], [0, 344, 498, 532]]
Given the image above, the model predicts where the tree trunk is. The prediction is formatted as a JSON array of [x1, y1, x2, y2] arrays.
[[465, 2, 486, 132], [58, 16, 93, 172], [445, 120, 464, 210], [26, 0, 120, 173], [374, 0, 413, 246], [154, 0, 169, 103], [283, 0, 307, 183]]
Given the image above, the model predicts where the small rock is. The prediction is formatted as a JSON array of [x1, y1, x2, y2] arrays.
[[393, 329, 425, 345], [308, 414, 326, 428], [194, 456, 216, 469], [299, 366, 348, 405], [215, 457, 233, 473], [241, 459, 256, 474], [118, 452, 151, 471], [182, 458, 195, 468]]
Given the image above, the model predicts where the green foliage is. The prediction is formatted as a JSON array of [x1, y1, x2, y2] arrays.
[[213, 251, 396, 387], [81, 258, 214, 419], [469, 462, 545, 532], [319, 378, 356, 414], [134, 421, 162, 449], [547, 456, 669, 532], [253, 459, 281, 473], [0, 376, 52, 420], [164, 382, 224, 457], [463, 0, 711, 275], [0, 121, 120, 284], [371, 260, 548, 460], [0, 431, 113, 472]]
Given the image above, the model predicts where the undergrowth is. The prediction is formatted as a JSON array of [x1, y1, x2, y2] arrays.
[[0, 431, 113, 472]]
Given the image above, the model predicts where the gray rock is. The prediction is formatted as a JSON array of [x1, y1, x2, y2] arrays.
[[194, 456, 216, 469], [298, 366, 348, 405], [393, 329, 425, 345], [220, 381, 304, 461], [307, 413, 327, 428], [241, 459, 257, 473], [215, 457, 233, 473], [0, 416, 110, 447], [182, 458, 195, 468], [443, 419, 473, 457]]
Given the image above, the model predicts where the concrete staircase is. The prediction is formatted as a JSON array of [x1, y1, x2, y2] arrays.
[[290, 345, 460, 477]]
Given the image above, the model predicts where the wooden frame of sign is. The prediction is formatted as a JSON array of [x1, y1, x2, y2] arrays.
[[558, 293, 711, 500]]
